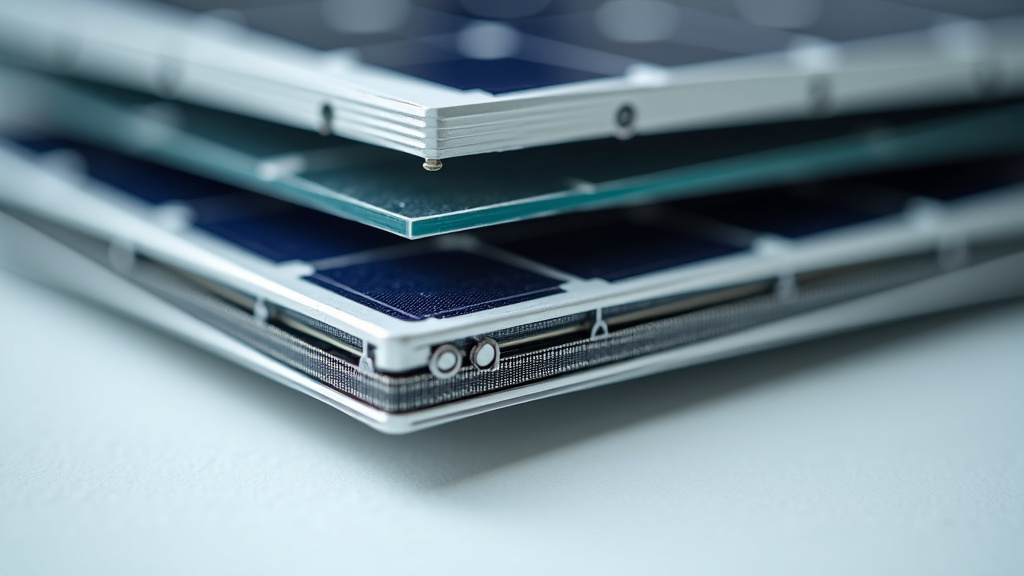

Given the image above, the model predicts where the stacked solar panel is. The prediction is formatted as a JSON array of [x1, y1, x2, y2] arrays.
[[1, 0, 1023, 431]]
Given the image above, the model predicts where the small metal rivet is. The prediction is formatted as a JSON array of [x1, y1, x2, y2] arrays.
[[429, 343, 462, 379], [470, 338, 500, 371], [318, 103, 334, 136], [423, 158, 443, 171], [253, 298, 270, 323], [616, 105, 634, 127], [614, 104, 636, 140]]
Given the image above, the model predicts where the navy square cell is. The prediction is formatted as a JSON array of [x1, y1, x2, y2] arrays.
[[197, 207, 405, 263], [305, 252, 564, 321], [81, 147, 240, 204], [14, 138, 238, 204], [684, 190, 878, 238], [499, 223, 740, 281], [377, 57, 608, 94], [864, 157, 1024, 201], [10, 137, 79, 154]]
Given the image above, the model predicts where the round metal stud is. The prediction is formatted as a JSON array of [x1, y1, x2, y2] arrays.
[[428, 343, 463, 379], [614, 104, 636, 140], [252, 297, 271, 323], [423, 158, 443, 171], [318, 103, 334, 136], [469, 337, 500, 371]]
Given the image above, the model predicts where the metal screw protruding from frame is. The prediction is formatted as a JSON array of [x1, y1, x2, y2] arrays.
[[428, 344, 463, 379], [469, 337, 500, 371], [318, 103, 334, 136], [614, 104, 636, 140], [423, 158, 443, 171]]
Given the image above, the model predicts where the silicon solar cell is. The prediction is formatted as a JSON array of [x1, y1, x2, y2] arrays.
[[862, 157, 1024, 201], [516, 7, 779, 65], [683, 190, 885, 238], [81, 150, 241, 205], [195, 206, 405, 263], [371, 57, 608, 94], [14, 138, 239, 205], [8, 137, 78, 155], [494, 221, 742, 281], [798, 0, 939, 42], [306, 252, 564, 321]]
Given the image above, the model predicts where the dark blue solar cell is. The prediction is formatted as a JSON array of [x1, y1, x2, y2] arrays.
[[197, 207, 405, 262], [306, 252, 563, 321], [79, 148, 241, 204], [498, 223, 741, 281], [801, 0, 940, 42], [684, 190, 878, 238], [517, 10, 778, 66], [158, 0, 1024, 96], [863, 156, 1024, 201], [9, 137, 79, 154], [378, 57, 608, 93], [12, 137, 238, 204], [240, 1, 468, 51]]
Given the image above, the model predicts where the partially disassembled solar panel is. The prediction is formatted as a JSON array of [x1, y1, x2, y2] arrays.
[[1, 137, 1022, 431], [4, 65, 1024, 238]]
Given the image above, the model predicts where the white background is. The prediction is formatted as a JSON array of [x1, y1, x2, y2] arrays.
[[1, 269, 1022, 576]]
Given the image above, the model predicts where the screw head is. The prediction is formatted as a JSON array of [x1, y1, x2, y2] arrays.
[[428, 344, 463, 378], [614, 104, 636, 140], [318, 103, 334, 136], [470, 338, 500, 370]]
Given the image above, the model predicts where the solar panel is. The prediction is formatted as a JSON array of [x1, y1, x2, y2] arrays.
[[6, 67, 1024, 238], [2, 0, 1022, 163], [158, 0, 1023, 94], [2, 135, 1023, 430]]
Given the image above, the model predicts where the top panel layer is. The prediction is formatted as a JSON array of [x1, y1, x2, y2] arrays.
[[5, 66, 1024, 238], [0, 0, 1022, 161], [164, 0, 1021, 95]]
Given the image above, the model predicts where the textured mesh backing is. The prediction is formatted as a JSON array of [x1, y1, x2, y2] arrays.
[[131, 247, 1016, 413], [15, 209, 1022, 413]]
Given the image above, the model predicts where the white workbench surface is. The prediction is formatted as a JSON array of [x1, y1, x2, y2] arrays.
[[1, 269, 1022, 576]]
